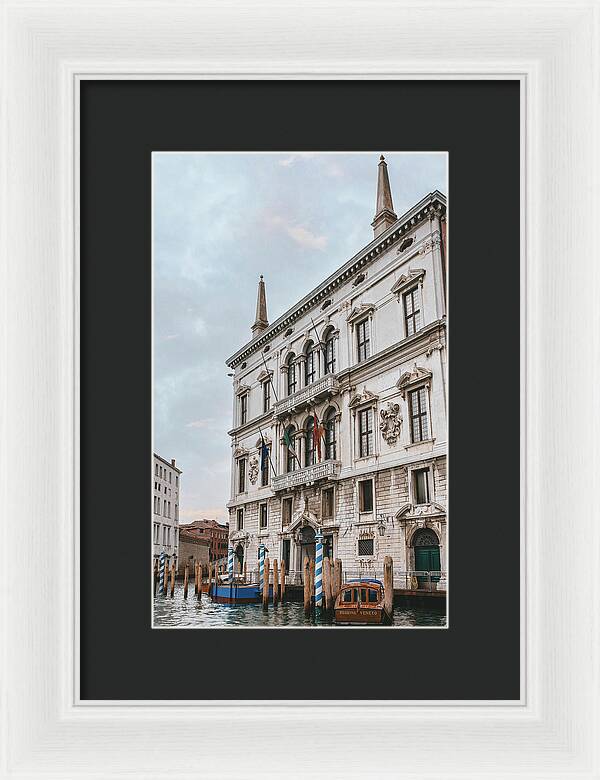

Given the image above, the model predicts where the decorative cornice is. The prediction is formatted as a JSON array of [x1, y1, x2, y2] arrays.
[[348, 386, 379, 409], [396, 365, 433, 397], [391, 269, 425, 296], [257, 369, 273, 383], [226, 191, 447, 368], [347, 303, 375, 325], [235, 383, 250, 397]]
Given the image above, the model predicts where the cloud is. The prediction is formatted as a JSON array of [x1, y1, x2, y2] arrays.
[[186, 418, 216, 429], [266, 214, 327, 251], [278, 153, 317, 167]]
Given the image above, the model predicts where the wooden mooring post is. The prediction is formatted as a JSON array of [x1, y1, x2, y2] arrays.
[[272, 559, 279, 605], [279, 560, 286, 603], [243, 561, 247, 584], [183, 563, 189, 599], [170, 560, 176, 597], [384, 555, 394, 619], [197, 564, 203, 603], [153, 558, 158, 598], [323, 557, 332, 613], [262, 557, 270, 609], [162, 557, 169, 595], [194, 562, 199, 595], [303, 558, 311, 615], [333, 558, 342, 602]]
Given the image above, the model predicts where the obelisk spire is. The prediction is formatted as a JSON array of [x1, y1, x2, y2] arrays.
[[371, 155, 398, 238], [251, 274, 269, 337]]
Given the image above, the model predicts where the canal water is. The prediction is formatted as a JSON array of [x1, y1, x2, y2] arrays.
[[153, 590, 446, 628]]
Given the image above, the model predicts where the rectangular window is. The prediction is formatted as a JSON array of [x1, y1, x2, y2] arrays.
[[359, 479, 373, 513], [283, 539, 291, 571], [356, 319, 370, 362], [403, 287, 421, 336], [155, 464, 158, 476], [237, 508, 243, 531], [169, 472, 172, 484], [358, 408, 373, 457], [358, 538, 374, 557], [413, 468, 430, 505], [259, 503, 268, 529], [238, 458, 246, 493], [322, 487, 334, 519], [282, 496, 293, 527], [263, 381, 270, 413], [176, 475, 179, 487], [325, 336, 336, 374], [163, 499, 167, 516], [409, 387, 429, 442], [240, 393, 248, 425], [305, 349, 316, 385], [287, 362, 297, 395], [260, 446, 270, 487]]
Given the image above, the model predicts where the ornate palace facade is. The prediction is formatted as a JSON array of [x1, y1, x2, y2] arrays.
[[225, 157, 447, 589]]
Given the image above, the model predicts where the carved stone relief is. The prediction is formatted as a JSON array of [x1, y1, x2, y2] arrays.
[[379, 401, 402, 446]]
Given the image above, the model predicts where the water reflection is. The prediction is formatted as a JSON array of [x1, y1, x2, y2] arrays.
[[153, 590, 446, 628]]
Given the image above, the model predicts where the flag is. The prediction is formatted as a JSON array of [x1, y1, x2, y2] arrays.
[[283, 426, 296, 455], [312, 410, 325, 461], [260, 441, 269, 471]]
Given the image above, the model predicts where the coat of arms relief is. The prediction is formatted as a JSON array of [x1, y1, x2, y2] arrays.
[[379, 401, 402, 446]]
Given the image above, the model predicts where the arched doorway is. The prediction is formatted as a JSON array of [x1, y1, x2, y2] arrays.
[[235, 544, 244, 574], [412, 528, 441, 588], [297, 525, 316, 578]]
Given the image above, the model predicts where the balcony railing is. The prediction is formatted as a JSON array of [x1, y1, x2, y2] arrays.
[[274, 374, 340, 417], [272, 460, 341, 491]]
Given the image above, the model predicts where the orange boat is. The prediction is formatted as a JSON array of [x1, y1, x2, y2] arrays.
[[333, 579, 390, 625]]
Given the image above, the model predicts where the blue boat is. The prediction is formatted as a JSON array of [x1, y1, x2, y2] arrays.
[[209, 581, 273, 605]]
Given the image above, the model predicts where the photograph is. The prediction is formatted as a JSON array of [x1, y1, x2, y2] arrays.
[[152, 151, 448, 628]]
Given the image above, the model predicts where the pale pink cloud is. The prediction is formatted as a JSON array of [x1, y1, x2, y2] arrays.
[[266, 214, 327, 251]]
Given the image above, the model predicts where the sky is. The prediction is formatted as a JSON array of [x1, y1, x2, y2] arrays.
[[153, 151, 447, 525]]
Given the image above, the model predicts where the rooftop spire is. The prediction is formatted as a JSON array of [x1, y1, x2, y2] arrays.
[[251, 274, 269, 337], [371, 154, 398, 238]]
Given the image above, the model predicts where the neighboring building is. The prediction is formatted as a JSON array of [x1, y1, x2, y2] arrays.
[[177, 532, 210, 575], [152, 454, 182, 561], [179, 519, 229, 562], [225, 156, 447, 590]]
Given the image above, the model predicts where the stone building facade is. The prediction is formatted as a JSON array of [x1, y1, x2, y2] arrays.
[[177, 532, 210, 575], [152, 453, 182, 561], [178, 519, 229, 563], [225, 156, 447, 590]]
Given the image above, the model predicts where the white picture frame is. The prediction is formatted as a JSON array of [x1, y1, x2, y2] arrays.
[[1, 1, 598, 777]]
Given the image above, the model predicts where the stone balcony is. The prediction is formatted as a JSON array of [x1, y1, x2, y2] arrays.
[[274, 374, 340, 418], [272, 460, 341, 492]]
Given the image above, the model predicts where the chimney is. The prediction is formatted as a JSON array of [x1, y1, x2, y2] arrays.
[[371, 155, 398, 238], [251, 275, 269, 337], [171, 459, 176, 467]]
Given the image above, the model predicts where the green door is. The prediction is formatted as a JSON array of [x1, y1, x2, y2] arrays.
[[414, 546, 441, 586]]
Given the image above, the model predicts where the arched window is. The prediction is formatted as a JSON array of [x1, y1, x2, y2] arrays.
[[305, 341, 316, 385], [324, 408, 337, 460], [324, 330, 336, 375], [287, 354, 297, 395], [305, 416, 315, 466], [285, 425, 297, 473]]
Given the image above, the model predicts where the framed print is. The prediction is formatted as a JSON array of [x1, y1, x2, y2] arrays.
[[2, 1, 599, 778]]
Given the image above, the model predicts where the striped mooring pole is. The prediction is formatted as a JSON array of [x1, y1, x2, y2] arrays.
[[227, 545, 234, 580], [258, 544, 265, 593], [314, 530, 324, 610], [158, 552, 166, 595]]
